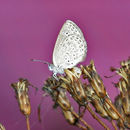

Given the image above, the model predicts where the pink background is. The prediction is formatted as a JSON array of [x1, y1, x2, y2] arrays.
[[0, 0, 130, 130]]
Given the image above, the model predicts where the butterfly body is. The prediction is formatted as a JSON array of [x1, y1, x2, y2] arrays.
[[48, 64, 64, 76]]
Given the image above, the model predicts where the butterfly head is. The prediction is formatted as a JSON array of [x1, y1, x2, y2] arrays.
[[48, 64, 55, 71], [31, 59, 64, 79]]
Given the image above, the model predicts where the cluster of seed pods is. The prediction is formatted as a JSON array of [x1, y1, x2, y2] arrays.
[[42, 59, 129, 130], [10, 58, 130, 130], [112, 57, 130, 129]]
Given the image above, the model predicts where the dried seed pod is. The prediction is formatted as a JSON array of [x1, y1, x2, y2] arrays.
[[57, 89, 92, 130], [120, 57, 130, 75], [111, 57, 130, 84], [60, 69, 87, 106], [11, 78, 31, 116], [70, 67, 82, 78], [60, 68, 109, 129], [11, 78, 32, 130], [116, 78, 128, 95], [57, 88, 71, 111], [103, 97, 119, 120], [82, 61, 124, 123], [111, 57, 130, 129], [114, 95, 127, 129], [114, 78, 130, 116], [0, 123, 5, 130], [43, 77, 71, 111], [115, 96, 126, 129], [84, 84, 109, 119], [81, 60, 107, 98], [42, 76, 93, 130], [122, 88, 130, 116]]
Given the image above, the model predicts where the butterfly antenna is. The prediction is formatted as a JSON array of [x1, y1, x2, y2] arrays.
[[31, 59, 49, 64]]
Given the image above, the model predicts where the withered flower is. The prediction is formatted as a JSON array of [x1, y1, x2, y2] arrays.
[[82, 60, 124, 122], [60, 68, 109, 129], [60, 69, 87, 106], [84, 84, 120, 130], [0, 123, 5, 130], [111, 57, 130, 85], [84, 84, 109, 120], [111, 57, 130, 129], [11, 78, 31, 116], [115, 78, 128, 95], [81, 60, 107, 98], [43, 77, 93, 130], [115, 78, 130, 116], [11, 78, 31, 130], [114, 95, 130, 129]]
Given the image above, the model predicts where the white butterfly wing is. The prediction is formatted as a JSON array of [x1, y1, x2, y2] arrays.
[[53, 20, 87, 69]]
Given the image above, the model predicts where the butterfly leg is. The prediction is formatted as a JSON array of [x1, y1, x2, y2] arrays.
[[53, 73, 59, 81]]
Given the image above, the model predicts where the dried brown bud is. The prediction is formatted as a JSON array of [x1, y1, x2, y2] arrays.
[[114, 95, 127, 129], [81, 60, 106, 98], [61, 69, 87, 106], [112, 58, 130, 84], [84, 85, 109, 119], [11, 78, 31, 116], [43, 77, 71, 111]]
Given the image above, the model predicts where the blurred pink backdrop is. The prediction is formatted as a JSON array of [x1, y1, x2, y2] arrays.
[[0, 0, 130, 130]]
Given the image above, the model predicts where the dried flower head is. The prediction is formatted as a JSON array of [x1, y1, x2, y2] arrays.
[[111, 57, 130, 84], [59, 68, 109, 129], [83, 84, 109, 119], [60, 69, 87, 106], [42, 76, 92, 130], [112, 57, 130, 129], [0, 123, 5, 130], [114, 95, 130, 129], [81, 60, 107, 98], [11, 78, 31, 116], [43, 77, 71, 111]]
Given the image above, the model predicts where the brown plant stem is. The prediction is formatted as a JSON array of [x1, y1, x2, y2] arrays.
[[76, 123, 87, 130], [111, 120, 118, 130], [26, 116, 30, 130], [86, 104, 110, 130], [71, 110, 93, 130], [105, 98, 124, 122]]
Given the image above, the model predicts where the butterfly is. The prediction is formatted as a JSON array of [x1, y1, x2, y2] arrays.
[[32, 20, 87, 80]]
